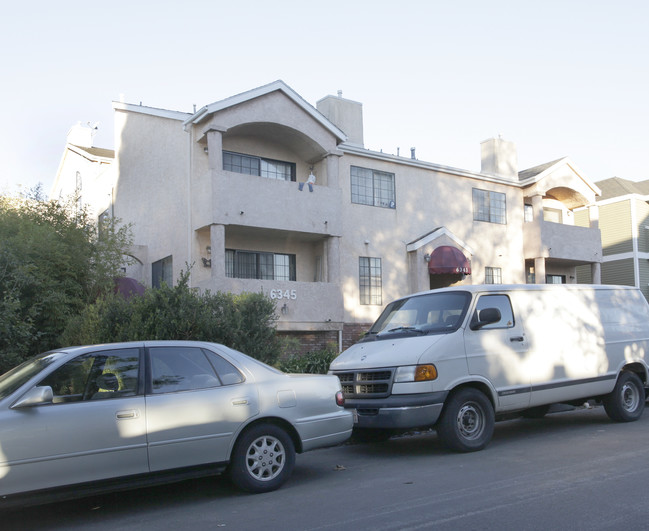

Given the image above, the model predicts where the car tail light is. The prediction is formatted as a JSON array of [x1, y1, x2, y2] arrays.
[[335, 390, 345, 407]]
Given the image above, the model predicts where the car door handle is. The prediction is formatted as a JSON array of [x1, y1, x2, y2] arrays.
[[510, 336, 525, 342], [232, 399, 249, 406], [116, 409, 140, 419]]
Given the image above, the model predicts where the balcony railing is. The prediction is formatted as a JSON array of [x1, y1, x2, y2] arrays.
[[524, 220, 601, 262]]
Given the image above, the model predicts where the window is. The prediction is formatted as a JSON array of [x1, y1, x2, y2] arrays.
[[351, 166, 396, 208], [150, 347, 243, 393], [546, 274, 566, 284], [152, 256, 173, 288], [473, 189, 506, 224], [223, 151, 296, 182], [485, 267, 502, 284], [543, 208, 563, 224], [359, 257, 382, 305], [226, 250, 296, 281], [472, 295, 514, 329], [524, 204, 533, 222], [39, 349, 140, 402]]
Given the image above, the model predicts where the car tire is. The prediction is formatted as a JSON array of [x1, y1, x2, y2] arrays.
[[229, 423, 296, 493], [603, 371, 645, 422], [436, 387, 494, 452]]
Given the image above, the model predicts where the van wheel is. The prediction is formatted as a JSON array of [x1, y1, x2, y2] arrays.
[[228, 423, 296, 493], [437, 388, 494, 452], [603, 371, 645, 422]]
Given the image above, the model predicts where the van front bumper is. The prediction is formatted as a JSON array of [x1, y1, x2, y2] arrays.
[[345, 391, 448, 429]]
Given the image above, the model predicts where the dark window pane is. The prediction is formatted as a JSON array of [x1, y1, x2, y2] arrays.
[[150, 347, 220, 394]]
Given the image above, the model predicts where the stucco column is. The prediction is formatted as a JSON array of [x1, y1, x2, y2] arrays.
[[588, 204, 599, 230], [591, 262, 601, 284], [210, 223, 226, 281], [531, 194, 544, 220], [205, 127, 226, 171], [326, 236, 341, 284], [534, 257, 546, 284], [326, 153, 341, 188]]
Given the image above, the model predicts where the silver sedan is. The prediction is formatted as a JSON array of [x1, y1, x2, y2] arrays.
[[0, 341, 353, 506]]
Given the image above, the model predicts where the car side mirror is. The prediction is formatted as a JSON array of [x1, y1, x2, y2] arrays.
[[11, 386, 54, 408], [470, 307, 502, 330]]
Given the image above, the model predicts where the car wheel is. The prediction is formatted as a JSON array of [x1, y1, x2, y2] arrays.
[[521, 405, 551, 419], [351, 428, 393, 443], [436, 387, 494, 452], [603, 371, 645, 422], [229, 423, 296, 493]]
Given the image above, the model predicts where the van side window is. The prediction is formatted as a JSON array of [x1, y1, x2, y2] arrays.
[[474, 295, 514, 329]]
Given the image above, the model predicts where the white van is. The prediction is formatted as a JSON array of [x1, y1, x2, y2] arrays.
[[329, 284, 649, 452]]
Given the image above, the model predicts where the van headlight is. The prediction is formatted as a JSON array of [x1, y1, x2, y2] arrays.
[[394, 364, 438, 382]]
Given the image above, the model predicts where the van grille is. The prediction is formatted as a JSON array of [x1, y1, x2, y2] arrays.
[[333, 369, 394, 398]]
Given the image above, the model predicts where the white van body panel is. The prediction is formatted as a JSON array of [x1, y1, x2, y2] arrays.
[[330, 284, 649, 434]]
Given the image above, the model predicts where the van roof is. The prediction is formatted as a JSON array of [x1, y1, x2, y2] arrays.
[[404, 283, 639, 300]]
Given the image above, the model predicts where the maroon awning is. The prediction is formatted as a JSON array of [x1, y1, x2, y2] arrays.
[[114, 277, 146, 298], [428, 246, 471, 275]]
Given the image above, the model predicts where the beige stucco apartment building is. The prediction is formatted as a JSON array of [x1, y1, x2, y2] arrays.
[[52, 81, 602, 350]]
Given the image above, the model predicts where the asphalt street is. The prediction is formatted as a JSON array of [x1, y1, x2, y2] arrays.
[[4, 405, 649, 530]]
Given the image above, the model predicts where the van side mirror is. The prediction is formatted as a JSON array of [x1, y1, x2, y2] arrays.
[[11, 386, 54, 408], [470, 307, 502, 330]]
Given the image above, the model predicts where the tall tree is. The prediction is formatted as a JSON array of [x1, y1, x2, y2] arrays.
[[0, 189, 132, 372]]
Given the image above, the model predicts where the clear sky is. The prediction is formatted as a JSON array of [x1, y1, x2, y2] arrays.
[[1, 0, 647, 196]]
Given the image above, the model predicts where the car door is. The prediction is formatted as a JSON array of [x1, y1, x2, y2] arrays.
[[145, 346, 259, 471], [464, 293, 531, 410], [0, 348, 147, 496]]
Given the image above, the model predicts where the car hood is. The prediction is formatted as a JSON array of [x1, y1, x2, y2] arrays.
[[330, 334, 448, 371]]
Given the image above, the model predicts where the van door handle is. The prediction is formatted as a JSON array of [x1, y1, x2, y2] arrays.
[[510, 336, 524, 342]]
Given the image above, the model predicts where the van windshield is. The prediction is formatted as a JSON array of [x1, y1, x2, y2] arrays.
[[364, 291, 471, 340]]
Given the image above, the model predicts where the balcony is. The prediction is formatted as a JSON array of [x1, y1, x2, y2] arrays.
[[524, 220, 601, 263], [196, 277, 344, 330], [211, 172, 343, 237]]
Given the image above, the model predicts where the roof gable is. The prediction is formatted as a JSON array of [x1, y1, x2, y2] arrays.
[[184, 80, 347, 143]]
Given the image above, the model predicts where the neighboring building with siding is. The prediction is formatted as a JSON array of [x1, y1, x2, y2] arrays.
[[587, 177, 649, 301], [52, 81, 603, 351]]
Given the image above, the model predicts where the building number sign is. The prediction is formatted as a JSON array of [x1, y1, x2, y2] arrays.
[[270, 289, 297, 300]]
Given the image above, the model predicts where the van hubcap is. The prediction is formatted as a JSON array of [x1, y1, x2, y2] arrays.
[[457, 402, 484, 440], [621, 382, 640, 412]]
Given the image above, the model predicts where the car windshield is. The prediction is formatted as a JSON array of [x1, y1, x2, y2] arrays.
[[368, 291, 471, 337], [0, 352, 65, 400]]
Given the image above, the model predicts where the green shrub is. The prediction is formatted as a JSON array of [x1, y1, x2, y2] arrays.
[[276, 344, 340, 374], [62, 270, 280, 365]]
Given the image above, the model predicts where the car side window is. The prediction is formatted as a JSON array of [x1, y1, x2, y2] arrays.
[[150, 347, 222, 394], [38, 349, 140, 403], [473, 294, 515, 329], [204, 350, 244, 385]]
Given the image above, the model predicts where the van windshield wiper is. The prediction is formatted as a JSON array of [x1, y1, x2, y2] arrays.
[[385, 326, 426, 334]]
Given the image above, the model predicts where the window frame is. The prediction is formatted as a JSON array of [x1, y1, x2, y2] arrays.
[[351, 166, 396, 209], [472, 188, 507, 224], [484, 266, 502, 284], [225, 249, 296, 281], [152, 256, 173, 288], [359, 256, 382, 305], [223, 150, 296, 182]]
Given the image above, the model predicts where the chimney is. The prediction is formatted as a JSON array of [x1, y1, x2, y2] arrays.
[[480, 137, 518, 181], [316, 92, 364, 147], [66, 122, 98, 148]]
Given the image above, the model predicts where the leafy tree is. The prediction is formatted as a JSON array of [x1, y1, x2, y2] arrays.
[[62, 270, 280, 365], [0, 190, 132, 373]]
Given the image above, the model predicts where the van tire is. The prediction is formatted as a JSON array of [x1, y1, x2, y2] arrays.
[[603, 371, 645, 422], [437, 388, 495, 452]]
